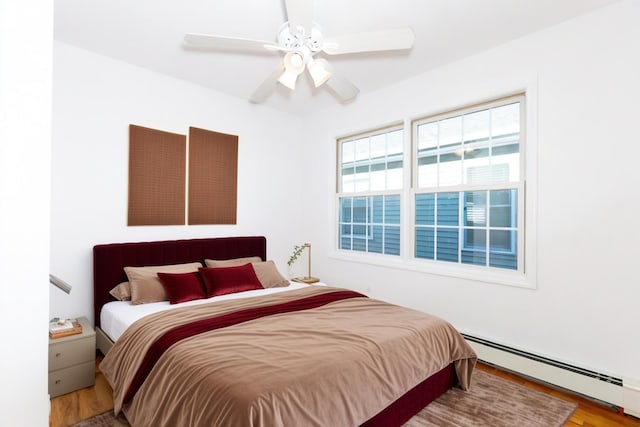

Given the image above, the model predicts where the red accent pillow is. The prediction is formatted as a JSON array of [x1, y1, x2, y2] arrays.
[[157, 271, 207, 304], [199, 263, 264, 298]]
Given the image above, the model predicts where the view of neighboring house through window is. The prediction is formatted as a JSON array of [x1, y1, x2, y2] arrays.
[[413, 95, 523, 270], [337, 126, 403, 255]]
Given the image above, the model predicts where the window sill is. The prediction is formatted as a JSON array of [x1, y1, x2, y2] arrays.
[[328, 249, 536, 290]]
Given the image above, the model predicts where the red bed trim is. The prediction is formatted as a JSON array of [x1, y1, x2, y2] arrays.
[[361, 363, 456, 427]]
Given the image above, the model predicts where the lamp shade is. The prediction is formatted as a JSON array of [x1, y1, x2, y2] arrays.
[[50, 274, 72, 294], [278, 51, 305, 90], [278, 69, 299, 90], [308, 58, 331, 87]]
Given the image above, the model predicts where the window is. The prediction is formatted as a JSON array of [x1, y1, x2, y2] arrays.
[[334, 93, 532, 286], [337, 126, 403, 255], [413, 96, 523, 271]]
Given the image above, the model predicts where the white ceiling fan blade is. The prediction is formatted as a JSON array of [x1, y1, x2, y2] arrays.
[[323, 28, 415, 55], [250, 64, 285, 104], [285, 0, 313, 35], [184, 33, 281, 52], [326, 74, 359, 102], [316, 59, 359, 102]]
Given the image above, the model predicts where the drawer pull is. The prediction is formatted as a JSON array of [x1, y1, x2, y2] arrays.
[[55, 379, 61, 384], [55, 353, 62, 357]]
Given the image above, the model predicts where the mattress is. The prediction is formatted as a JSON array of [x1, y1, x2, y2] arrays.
[[100, 281, 309, 342]]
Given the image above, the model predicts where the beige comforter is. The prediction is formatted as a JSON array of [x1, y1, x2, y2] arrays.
[[101, 286, 476, 427]]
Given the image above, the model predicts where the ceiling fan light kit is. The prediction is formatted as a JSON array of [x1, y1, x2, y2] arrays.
[[183, 0, 415, 104], [278, 51, 306, 89], [307, 58, 331, 87]]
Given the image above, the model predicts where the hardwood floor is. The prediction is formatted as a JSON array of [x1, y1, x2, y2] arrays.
[[50, 356, 640, 427], [49, 357, 113, 427], [478, 363, 640, 427]]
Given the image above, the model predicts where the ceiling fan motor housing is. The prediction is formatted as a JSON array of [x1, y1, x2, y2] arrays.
[[277, 22, 324, 53]]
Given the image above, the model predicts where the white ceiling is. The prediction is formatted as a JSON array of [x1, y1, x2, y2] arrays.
[[54, 0, 619, 116]]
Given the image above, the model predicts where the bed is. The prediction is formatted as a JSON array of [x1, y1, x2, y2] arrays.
[[94, 236, 476, 427]]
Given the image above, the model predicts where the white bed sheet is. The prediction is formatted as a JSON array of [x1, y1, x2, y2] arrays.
[[100, 282, 310, 342]]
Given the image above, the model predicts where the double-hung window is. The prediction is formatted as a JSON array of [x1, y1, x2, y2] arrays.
[[337, 126, 403, 256], [413, 95, 524, 271]]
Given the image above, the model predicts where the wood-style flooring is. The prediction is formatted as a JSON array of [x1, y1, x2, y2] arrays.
[[479, 363, 640, 427], [49, 356, 640, 427]]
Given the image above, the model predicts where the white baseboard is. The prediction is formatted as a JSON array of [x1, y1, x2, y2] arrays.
[[464, 335, 640, 417]]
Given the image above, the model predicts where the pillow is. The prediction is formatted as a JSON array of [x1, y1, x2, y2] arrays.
[[199, 263, 264, 298], [124, 262, 203, 305], [251, 260, 289, 288], [109, 281, 131, 301], [157, 271, 206, 304], [204, 256, 262, 268]]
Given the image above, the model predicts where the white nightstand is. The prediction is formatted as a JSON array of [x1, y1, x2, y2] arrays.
[[48, 316, 96, 398]]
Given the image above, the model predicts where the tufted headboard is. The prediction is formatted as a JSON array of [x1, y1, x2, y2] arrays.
[[92, 236, 267, 328]]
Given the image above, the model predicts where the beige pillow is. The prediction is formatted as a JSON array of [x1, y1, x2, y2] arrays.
[[204, 256, 262, 268], [251, 260, 289, 288], [109, 281, 131, 301], [125, 262, 203, 305]]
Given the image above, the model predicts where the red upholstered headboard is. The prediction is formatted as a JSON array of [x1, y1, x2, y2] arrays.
[[93, 236, 267, 328]]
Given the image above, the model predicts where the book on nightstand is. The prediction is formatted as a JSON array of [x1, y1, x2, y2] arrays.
[[49, 318, 83, 339]]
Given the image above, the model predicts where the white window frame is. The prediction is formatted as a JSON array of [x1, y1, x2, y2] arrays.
[[412, 95, 524, 270], [331, 85, 537, 290], [336, 124, 404, 257]]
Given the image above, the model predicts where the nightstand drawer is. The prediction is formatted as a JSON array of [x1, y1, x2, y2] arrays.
[[49, 335, 94, 371], [49, 337, 96, 371], [48, 360, 95, 398]]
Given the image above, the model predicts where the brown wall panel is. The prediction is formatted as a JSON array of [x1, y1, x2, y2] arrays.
[[128, 124, 186, 225], [188, 127, 238, 224]]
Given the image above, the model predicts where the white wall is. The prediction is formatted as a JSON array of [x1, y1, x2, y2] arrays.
[[0, 0, 52, 424], [50, 0, 639, 401], [302, 0, 640, 384], [51, 42, 306, 323]]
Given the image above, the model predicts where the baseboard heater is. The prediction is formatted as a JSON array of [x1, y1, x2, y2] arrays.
[[462, 333, 640, 418]]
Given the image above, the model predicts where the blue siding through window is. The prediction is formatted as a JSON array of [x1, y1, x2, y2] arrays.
[[339, 195, 401, 255], [415, 191, 517, 270]]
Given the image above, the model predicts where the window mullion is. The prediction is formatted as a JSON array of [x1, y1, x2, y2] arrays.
[[366, 196, 371, 253], [485, 189, 490, 267], [433, 193, 438, 261], [381, 196, 386, 255], [350, 199, 354, 251], [458, 192, 463, 264]]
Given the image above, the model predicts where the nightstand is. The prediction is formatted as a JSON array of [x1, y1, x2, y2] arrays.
[[48, 316, 96, 398]]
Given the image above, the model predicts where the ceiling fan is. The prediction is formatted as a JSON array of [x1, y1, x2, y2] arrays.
[[183, 0, 415, 104]]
